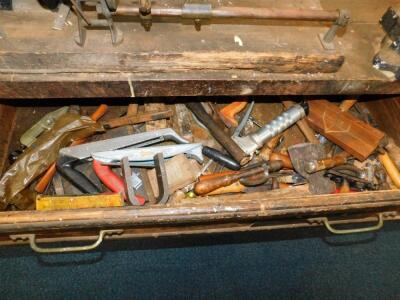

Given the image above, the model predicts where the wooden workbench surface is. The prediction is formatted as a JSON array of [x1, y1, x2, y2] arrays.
[[0, 0, 399, 98]]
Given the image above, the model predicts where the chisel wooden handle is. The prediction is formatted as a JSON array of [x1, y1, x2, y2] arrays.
[[194, 166, 265, 195], [34, 104, 108, 193], [219, 101, 247, 127]]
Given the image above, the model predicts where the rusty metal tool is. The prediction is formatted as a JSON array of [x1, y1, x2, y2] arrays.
[[270, 152, 293, 169], [233, 103, 308, 157], [116, 3, 349, 47], [304, 152, 349, 174], [288, 143, 336, 195], [154, 153, 170, 204], [186, 102, 249, 165], [121, 156, 143, 205], [219, 101, 247, 128], [194, 160, 283, 195], [103, 109, 174, 129], [232, 101, 255, 137]]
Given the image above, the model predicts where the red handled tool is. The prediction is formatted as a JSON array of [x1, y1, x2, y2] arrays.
[[93, 160, 145, 205]]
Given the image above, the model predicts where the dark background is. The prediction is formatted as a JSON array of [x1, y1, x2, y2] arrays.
[[1, 221, 400, 299]]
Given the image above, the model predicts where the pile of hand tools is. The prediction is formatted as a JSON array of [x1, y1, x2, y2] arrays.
[[1, 99, 399, 211]]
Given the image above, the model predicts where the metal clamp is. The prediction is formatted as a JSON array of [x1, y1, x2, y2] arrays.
[[139, 0, 152, 31], [73, 0, 123, 46], [319, 9, 350, 50], [310, 213, 384, 235], [9, 229, 123, 253]]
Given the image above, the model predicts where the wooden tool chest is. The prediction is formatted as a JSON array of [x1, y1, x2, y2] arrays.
[[0, 0, 399, 253]]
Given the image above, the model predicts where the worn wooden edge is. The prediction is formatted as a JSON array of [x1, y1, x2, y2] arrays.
[[0, 52, 344, 74], [0, 190, 399, 233], [0, 78, 399, 98], [1, 212, 399, 246]]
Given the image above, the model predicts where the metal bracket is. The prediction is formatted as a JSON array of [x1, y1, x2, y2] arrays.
[[121, 156, 142, 205], [319, 9, 350, 50], [154, 153, 170, 204], [73, 0, 123, 46], [139, 0, 152, 31]]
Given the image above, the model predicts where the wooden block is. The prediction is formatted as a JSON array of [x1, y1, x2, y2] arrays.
[[36, 194, 124, 210], [144, 103, 168, 132], [307, 100, 385, 161]]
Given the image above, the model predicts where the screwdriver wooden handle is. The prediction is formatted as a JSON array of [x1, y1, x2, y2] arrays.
[[194, 166, 264, 195], [207, 181, 246, 195], [219, 101, 247, 128], [34, 104, 108, 193]]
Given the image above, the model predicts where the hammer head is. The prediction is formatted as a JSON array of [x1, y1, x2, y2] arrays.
[[288, 143, 335, 195]]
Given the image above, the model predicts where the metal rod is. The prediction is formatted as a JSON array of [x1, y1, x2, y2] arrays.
[[115, 5, 339, 22], [70, 0, 92, 25]]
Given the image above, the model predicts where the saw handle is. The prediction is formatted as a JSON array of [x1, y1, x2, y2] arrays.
[[219, 101, 247, 128]]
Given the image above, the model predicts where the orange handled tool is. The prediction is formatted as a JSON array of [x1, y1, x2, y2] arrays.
[[219, 101, 247, 128], [34, 104, 108, 193]]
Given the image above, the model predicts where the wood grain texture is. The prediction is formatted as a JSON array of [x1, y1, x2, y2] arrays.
[[0, 0, 399, 97], [307, 100, 385, 161], [0, 190, 399, 233]]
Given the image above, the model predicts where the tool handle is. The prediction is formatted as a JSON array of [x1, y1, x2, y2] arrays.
[[270, 152, 293, 169], [282, 101, 319, 144], [90, 104, 109, 121], [92, 160, 145, 204], [104, 109, 173, 129], [207, 181, 246, 195], [202, 146, 241, 170], [199, 170, 239, 181], [379, 151, 400, 188], [305, 153, 348, 173], [339, 99, 358, 112], [259, 135, 282, 160], [194, 166, 264, 195], [186, 102, 248, 165], [34, 104, 108, 193], [219, 101, 247, 127], [93, 160, 126, 197], [56, 157, 101, 194]]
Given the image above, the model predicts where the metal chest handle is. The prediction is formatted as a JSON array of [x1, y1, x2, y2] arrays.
[[9, 229, 123, 254], [311, 213, 384, 235]]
